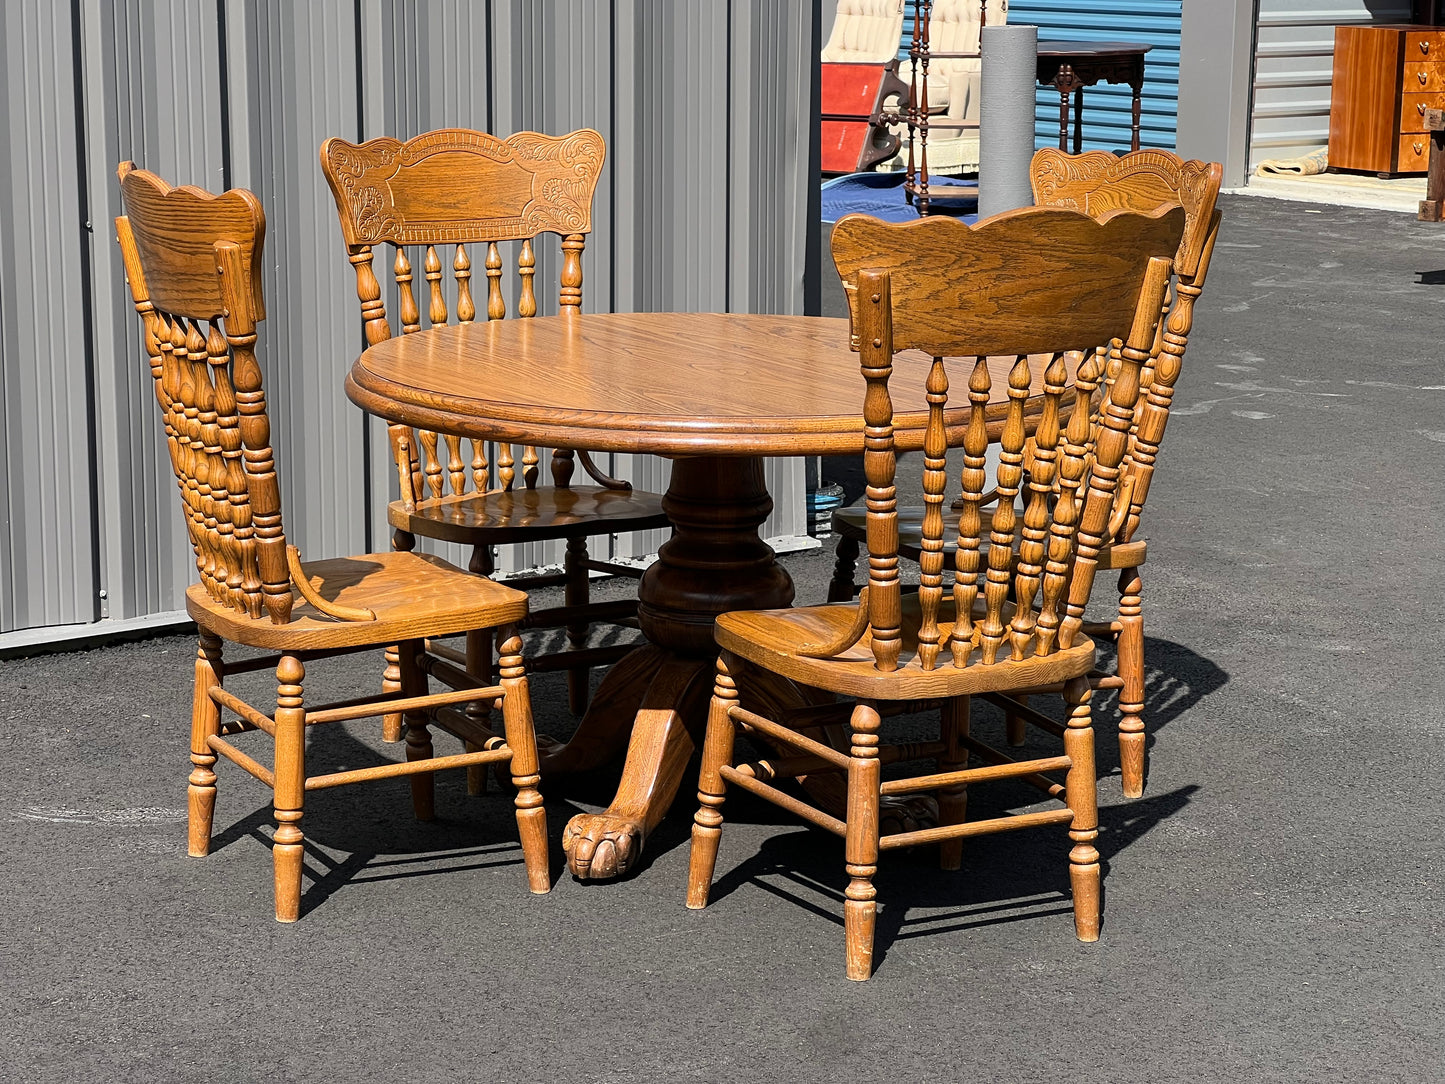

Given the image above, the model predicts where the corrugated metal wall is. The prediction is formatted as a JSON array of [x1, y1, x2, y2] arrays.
[[1249, 0, 1413, 169], [0, 0, 820, 642], [1010, 0, 1181, 152]]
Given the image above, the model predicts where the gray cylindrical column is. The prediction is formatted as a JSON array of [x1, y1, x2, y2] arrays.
[[978, 23, 1039, 219]]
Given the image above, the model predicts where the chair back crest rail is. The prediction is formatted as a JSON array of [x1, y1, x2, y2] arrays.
[[1030, 148, 1224, 545], [320, 127, 620, 508], [828, 207, 1181, 674], [116, 163, 295, 624]]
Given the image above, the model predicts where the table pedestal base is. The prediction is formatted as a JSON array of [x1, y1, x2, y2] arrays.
[[539, 456, 937, 881]]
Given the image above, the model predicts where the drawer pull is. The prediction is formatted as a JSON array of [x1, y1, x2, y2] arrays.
[[1415, 141, 1425, 155], [1420, 102, 1429, 115], [1421, 70, 1430, 85], [1423, 40, 1432, 55]]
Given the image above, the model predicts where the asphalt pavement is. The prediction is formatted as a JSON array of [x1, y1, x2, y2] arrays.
[[2, 193, 1442, 1083]]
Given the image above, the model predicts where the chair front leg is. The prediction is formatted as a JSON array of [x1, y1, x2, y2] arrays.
[[272, 654, 307, 922], [397, 638, 434, 822], [828, 535, 860, 603], [564, 536, 591, 715], [497, 626, 550, 893], [845, 701, 882, 980], [1116, 567, 1146, 798], [1063, 675, 1100, 942], [188, 631, 224, 857], [686, 652, 741, 910]]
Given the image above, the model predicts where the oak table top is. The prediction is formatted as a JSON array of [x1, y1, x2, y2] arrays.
[[345, 311, 1054, 457]]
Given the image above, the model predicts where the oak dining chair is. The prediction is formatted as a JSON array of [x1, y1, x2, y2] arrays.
[[116, 163, 550, 921], [686, 204, 1185, 979], [320, 128, 670, 753], [828, 148, 1224, 799]]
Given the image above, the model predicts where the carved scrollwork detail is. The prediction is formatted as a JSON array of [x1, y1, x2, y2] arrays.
[[322, 128, 605, 246]]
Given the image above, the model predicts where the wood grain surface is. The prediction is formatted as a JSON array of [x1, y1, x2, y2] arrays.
[[347, 312, 1068, 456]]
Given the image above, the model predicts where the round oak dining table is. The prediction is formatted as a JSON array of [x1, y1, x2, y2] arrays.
[[347, 311, 1060, 881]]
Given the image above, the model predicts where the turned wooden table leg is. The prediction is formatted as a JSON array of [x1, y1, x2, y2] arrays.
[[554, 456, 793, 881]]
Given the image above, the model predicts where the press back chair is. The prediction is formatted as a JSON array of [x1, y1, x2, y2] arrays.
[[686, 205, 1183, 980], [828, 148, 1223, 799], [320, 128, 670, 742], [116, 164, 549, 921]]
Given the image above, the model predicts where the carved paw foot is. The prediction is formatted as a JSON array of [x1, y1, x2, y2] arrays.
[[562, 812, 645, 881], [880, 794, 938, 836]]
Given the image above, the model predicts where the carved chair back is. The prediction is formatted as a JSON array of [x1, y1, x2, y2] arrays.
[[320, 128, 606, 507], [829, 206, 1183, 673], [115, 163, 295, 626], [1031, 148, 1224, 544]]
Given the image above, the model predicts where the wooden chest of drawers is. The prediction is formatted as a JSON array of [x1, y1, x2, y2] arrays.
[[1329, 24, 1445, 176]]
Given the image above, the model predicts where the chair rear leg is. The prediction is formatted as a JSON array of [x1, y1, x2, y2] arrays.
[[397, 638, 434, 822], [1004, 693, 1027, 747], [828, 535, 860, 603], [845, 702, 882, 980], [497, 626, 550, 893], [188, 631, 224, 857], [1063, 676, 1100, 941], [565, 536, 590, 715], [464, 544, 497, 795], [382, 527, 417, 743], [272, 654, 307, 922], [937, 696, 969, 871], [686, 652, 741, 909], [1116, 567, 1146, 798]]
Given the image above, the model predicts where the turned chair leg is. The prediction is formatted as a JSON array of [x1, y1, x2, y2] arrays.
[[497, 626, 550, 894], [828, 535, 860, 603], [1116, 567, 1146, 799], [464, 543, 496, 796], [1062, 676, 1100, 942], [564, 536, 591, 715], [188, 630, 224, 857], [381, 527, 417, 743], [1004, 693, 1028, 747], [272, 654, 307, 923], [937, 696, 970, 871], [845, 701, 883, 980], [397, 638, 435, 822], [687, 652, 740, 910]]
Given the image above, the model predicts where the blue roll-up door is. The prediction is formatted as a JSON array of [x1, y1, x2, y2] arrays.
[[1007, 0, 1181, 152]]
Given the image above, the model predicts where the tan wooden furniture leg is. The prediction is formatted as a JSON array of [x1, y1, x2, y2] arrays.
[[497, 626, 551, 893], [397, 639, 435, 822], [844, 702, 883, 980], [1116, 567, 1147, 798], [1063, 675, 1100, 941], [685, 652, 741, 908], [188, 631, 224, 857], [272, 655, 307, 923]]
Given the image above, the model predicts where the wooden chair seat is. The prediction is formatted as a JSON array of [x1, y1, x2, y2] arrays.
[[388, 485, 669, 546], [717, 596, 1096, 701], [832, 505, 1149, 571], [187, 551, 527, 651]]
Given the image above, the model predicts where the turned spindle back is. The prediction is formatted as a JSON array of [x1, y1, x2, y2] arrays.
[[116, 163, 294, 625], [320, 128, 605, 505], [830, 206, 1182, 673], [1031, 148, 1224, 545]]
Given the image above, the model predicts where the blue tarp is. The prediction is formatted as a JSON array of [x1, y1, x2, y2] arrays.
[[821, 171, 978, 224]]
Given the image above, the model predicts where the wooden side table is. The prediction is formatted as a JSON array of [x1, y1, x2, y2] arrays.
[[1419, 106, 1445, 220], [1036, 42, 1153, 153]]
